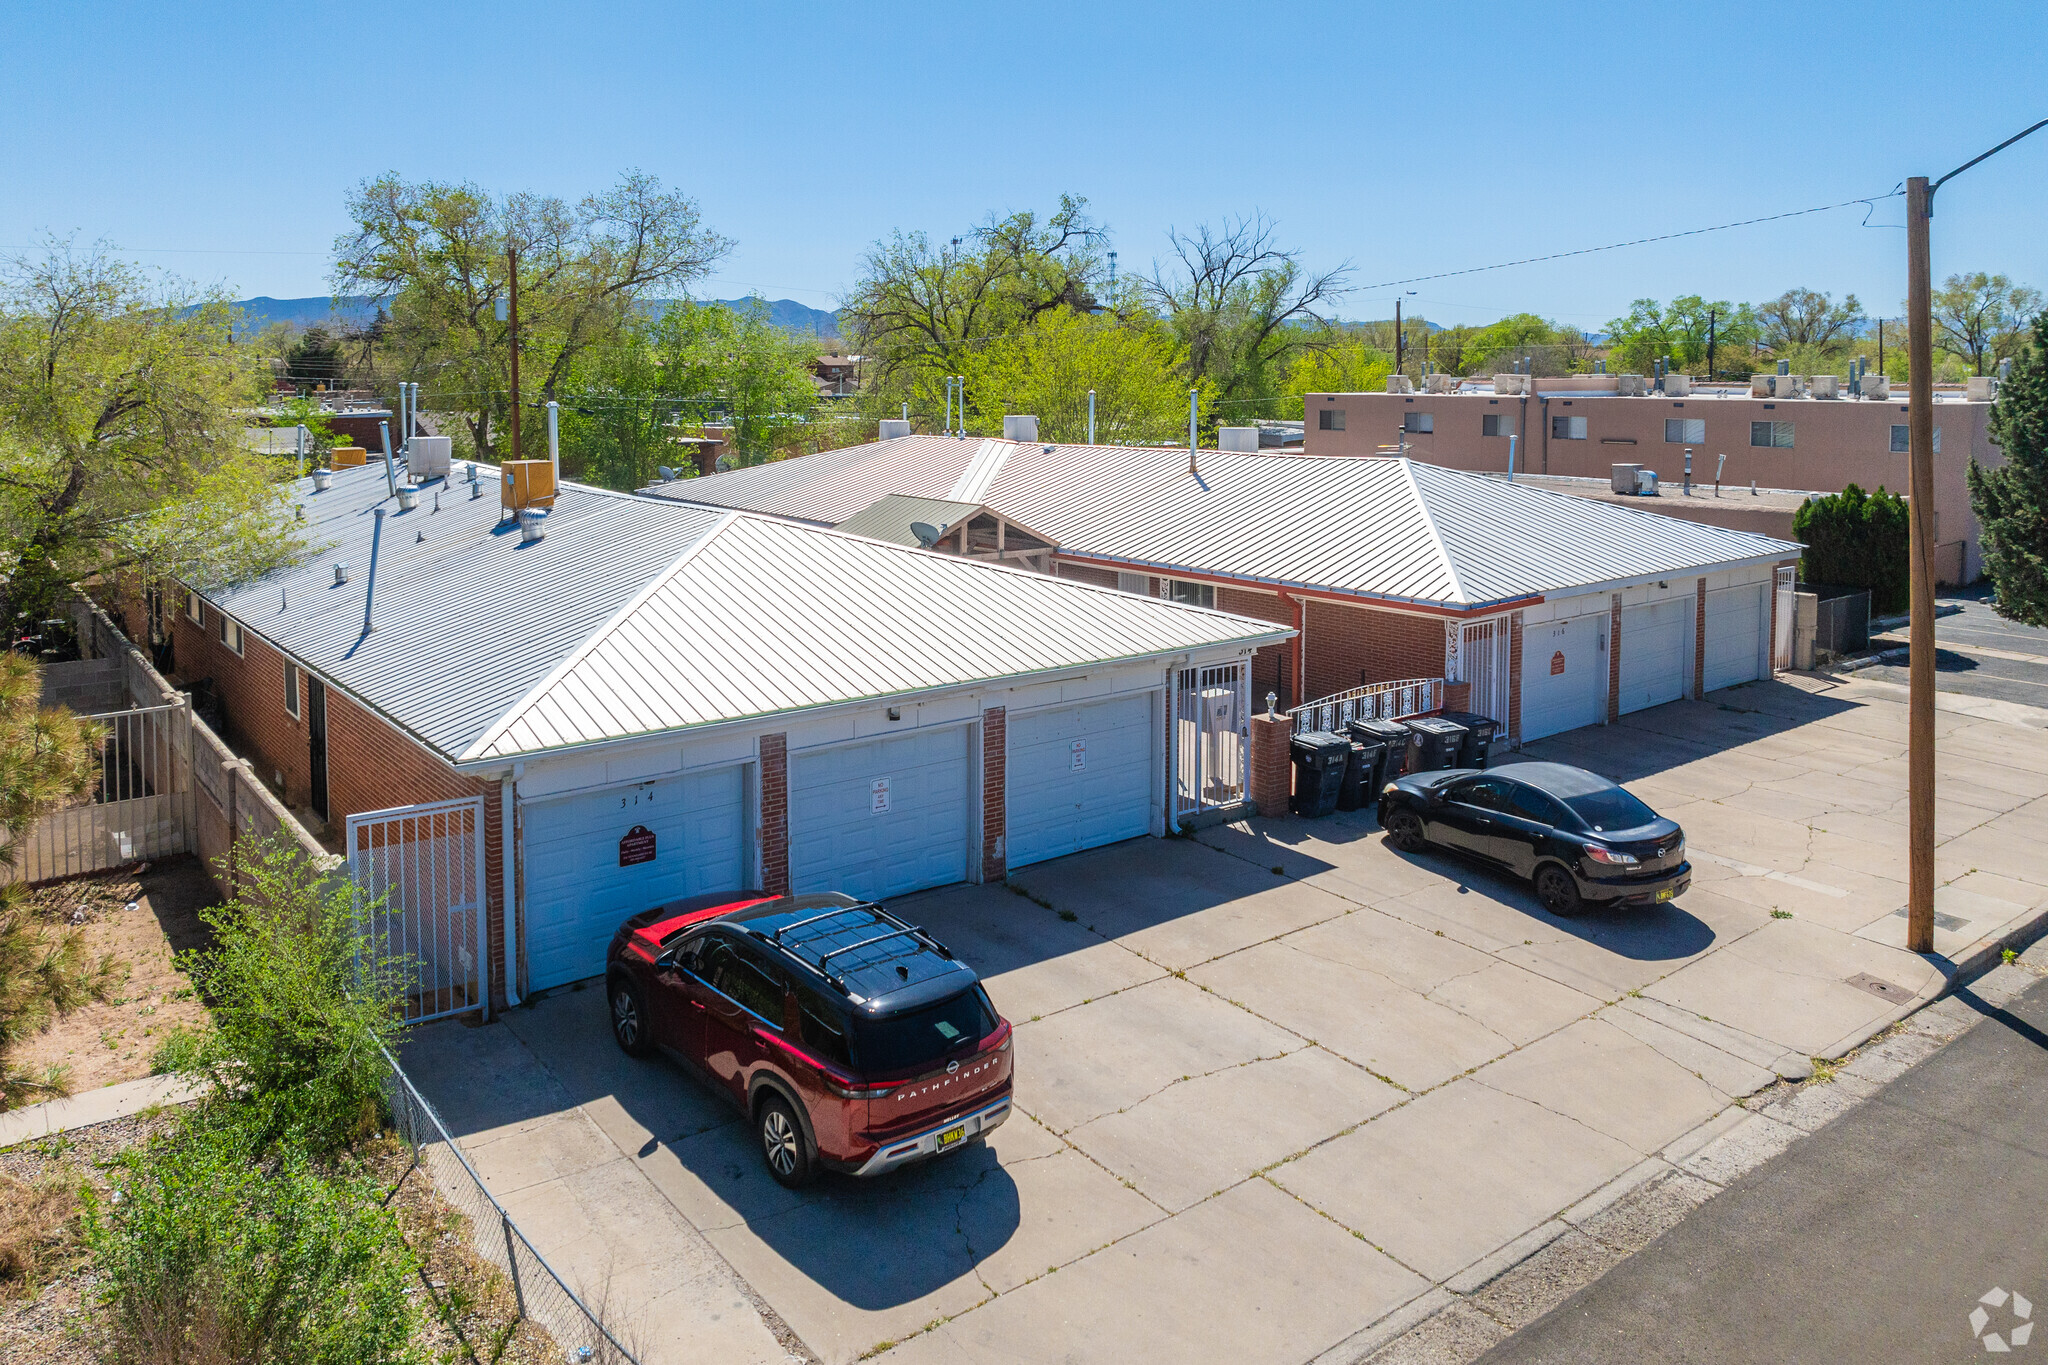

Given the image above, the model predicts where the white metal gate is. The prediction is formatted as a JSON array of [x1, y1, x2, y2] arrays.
[[1773, 565, 1796, 670], [1175, 662, 1249, 818], [347, 796, 487, 1023], [3, 704, 191, 885], [1452, 617, 1512, 723]]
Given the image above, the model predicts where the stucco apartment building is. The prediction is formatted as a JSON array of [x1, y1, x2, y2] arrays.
[[1303, 375, 2002, 584]]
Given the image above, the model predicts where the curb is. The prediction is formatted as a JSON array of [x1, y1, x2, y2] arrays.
[[0, 1072, 207, 1149]]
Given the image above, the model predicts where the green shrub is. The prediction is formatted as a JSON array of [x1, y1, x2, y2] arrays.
[[1792, 483, 1911, 614], [174, 837, 408, 1154], [147, 1023, 207, 1077], [86, 1116, 420, 1365]]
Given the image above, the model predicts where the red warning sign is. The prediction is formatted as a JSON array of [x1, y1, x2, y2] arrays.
[[1550, 651, 1566, 676]]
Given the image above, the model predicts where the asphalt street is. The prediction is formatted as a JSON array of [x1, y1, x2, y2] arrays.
[[1867, 587, 2048, 710], [1477, 969, 2048, 1364]]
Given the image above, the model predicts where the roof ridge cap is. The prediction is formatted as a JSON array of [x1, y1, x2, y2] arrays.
[[1401, 461, 1470, 605], [460, 509, 741, 762]]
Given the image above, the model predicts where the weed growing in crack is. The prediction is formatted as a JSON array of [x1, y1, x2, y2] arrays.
[[1809, 1056, 1839, 1084], [1057, 909, 1077, 922], [1771, 909, 1793, 919]]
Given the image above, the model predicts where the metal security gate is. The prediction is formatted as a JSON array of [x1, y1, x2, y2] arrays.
[[347, 797, 487, 1023], [1454, 617, 1512, 723], [1175, 663, 1248, 819], [4, 704, 191, 885]]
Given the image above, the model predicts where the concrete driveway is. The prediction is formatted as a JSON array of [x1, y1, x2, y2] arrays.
[[403, 673, 2048, 1365]]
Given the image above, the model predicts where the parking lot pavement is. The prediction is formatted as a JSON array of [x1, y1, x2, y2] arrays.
[[403, 673, 2048, 1365], [1864, 585, 2048, 710]]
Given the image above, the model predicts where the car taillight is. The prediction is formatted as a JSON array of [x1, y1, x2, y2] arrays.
[[1584, 845, 1639, 866], [828, 1080, 901, 1100]]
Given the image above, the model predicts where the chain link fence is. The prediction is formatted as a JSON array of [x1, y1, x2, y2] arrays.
[[381, 1045, 642, 1365]]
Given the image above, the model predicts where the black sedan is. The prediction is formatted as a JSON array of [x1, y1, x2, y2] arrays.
[[1377, 761, 1689, 916]]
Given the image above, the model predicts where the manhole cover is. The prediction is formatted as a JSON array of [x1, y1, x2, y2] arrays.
[[1891, 906, 1969, 933], [1847, 972, 1911, 1002]]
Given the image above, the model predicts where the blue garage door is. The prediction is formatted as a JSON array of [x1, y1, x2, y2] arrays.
[[1006, 693, 1155, 870], [790, 727, 970, 902], [521, 766, 747, 991]]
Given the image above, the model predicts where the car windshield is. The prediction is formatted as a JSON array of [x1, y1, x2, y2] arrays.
[[1562, 785, 1659, 832], [851, 987, 997, 1074]]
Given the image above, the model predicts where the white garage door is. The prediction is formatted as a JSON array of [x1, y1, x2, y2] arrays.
[[1007, 694, 1155, 871], [1704, 583, 1766, 693], [522, 766, 747, 991], [791, 727, 970, 902], [1521, 614, 1606, 741], [1618, 598, 1690, 715]]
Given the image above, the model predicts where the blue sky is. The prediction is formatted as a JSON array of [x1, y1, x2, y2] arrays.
[[3, 2, 2043, 329]]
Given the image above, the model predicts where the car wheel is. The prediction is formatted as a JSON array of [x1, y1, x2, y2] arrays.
[[1384, 808, 1427, 853], [1534, 864, 1585, 917], [609, 980, 652, 1057], [757, 1094, 815, 1188]]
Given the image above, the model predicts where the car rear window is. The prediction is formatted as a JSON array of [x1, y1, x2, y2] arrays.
[[1562, 786, 1658, 832], [851, 986, 997, 1074], [795, 985, 853, 1069]]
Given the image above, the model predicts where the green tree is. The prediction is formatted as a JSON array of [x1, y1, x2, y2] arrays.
[[1603, 298, 1671, 375], [1281, 336, 1392, 407], [0, 243, 310, 623], [331, 171, 731, 462], [561, 298, 819, 488], [1970, 313, 2048, 624], [1757, 287, 1863, 356], [1143, 213, 1347, 420], [1792, 483, 1911, 612], [283, 325, 346, 386], [1932, 272, 2044, 376], [960, 308, 1194, 444]]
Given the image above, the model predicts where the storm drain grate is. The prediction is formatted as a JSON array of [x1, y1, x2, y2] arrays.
[[1847, 972, 1912, 1002], [1891, 906, 1970, 933]]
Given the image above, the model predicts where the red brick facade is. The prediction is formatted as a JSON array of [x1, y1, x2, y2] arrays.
[[1693, 579, 1708, 698], [980, 707, 1006, 880], [1056, 563, 1121, 589], [1217, 587, 1299, 708], [1607, 594, 1624, 724], [1248, 713, 1292, 816], [759, 733, 789, 895], [1507, 611, 1524, 742], [1302, 599, 1447, 703], [172, 602, 310, 807]]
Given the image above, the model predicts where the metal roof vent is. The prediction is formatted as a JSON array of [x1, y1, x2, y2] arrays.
[[519, 507, 548, 544], [1001, 414, 1039, 443], [334, 562, 349, 585]]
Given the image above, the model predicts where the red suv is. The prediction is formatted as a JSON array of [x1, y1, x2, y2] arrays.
[[604, 891, 1013, 1187]]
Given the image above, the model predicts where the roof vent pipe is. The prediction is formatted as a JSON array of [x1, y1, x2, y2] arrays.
[[547, 400, 560, 486], [378, 421, 398, 499], [362, 508, 386, 634], [1187, 389, 1199, 474]]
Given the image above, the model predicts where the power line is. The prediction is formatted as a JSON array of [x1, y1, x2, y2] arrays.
[[1350, 192, 1905, 292]]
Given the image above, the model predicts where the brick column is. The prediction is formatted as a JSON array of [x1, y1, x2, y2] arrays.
[[759, 733, 789, 895], [1249, 713, 1293, 818], [1507, 611, 1524, 745], [981, 706, 1007, 881], [1693, 579, 1708, 698], [1441, 681, 1472, 712], [1607, 593, 1623, 724]]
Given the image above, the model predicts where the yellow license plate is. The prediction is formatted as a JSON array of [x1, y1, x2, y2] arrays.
[[1655, 887, 1676, 902], [937, 1125, 966, 1149]]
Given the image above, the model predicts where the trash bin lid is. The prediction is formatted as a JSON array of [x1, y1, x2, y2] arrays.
[[1346, 718, 1411, 742], [1405, 716, 1467, 736], [1436, 711, 1499, 732], [1290, 730, 1352, 757]]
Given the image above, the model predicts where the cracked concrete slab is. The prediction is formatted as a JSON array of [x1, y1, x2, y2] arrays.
[[1469, 1017, 1728, 1155], [1063, 1045, 1403, 1213], [1271, 1078, 1640, 1283], [877, 1178, 1428, 1365]]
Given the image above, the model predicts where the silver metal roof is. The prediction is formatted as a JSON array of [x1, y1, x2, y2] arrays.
[[651, 437, 1802, 610], [201, 460, 1287, 766], [467, 514, 1289, 762], [832, 496, 986, 547]]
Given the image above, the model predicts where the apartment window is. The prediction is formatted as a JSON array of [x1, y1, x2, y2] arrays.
[[1665, 418, 1705, 444], [1318, 408, 1346, 431], [1750, 421, 1795, 449], [1481, 413, 1515, 438], [1890, 424, 1909, 453], [1403, 412, 1434, 434], [283, 660, 301, 719], [219, 616, 244, 656], [1551, 416, 1587, 440], [1168, 580, 1216, 610], [1115, 572, 1149, 595], [187, 592, 203, 625]]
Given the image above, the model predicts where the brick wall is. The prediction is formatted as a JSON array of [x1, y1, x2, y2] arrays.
[[1607, 593, 1623, 724], [173, 604, 309, 807], [1055, 562, 1120, 589], [760, 733, 789, 895], [1218, 586, 1299, 707], [1693, 579, 1707, 698], [1302, 600, 1447, 703], [1508, 611, 1524, 743], [1248, 714, 1292, 816], [981, 707, 1006, 880]]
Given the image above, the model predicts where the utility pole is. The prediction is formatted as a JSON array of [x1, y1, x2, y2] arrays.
[[1707, 309, 1717, 382], [1902, 118, 2048, 955], [1394, 299, 1404, 377], [1878, 318, 1885, 377], [507, 245, 522, 461]]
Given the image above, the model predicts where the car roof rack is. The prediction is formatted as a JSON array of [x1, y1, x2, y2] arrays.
[[756, 903, 955, 996]]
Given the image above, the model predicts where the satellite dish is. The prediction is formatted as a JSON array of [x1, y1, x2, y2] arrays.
[[715, 455, 733, 472], [909, 521, 942, 548], [657, 465, 676, 482]]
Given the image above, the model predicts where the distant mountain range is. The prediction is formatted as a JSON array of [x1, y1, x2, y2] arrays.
[[227, 295, 841, 339]]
